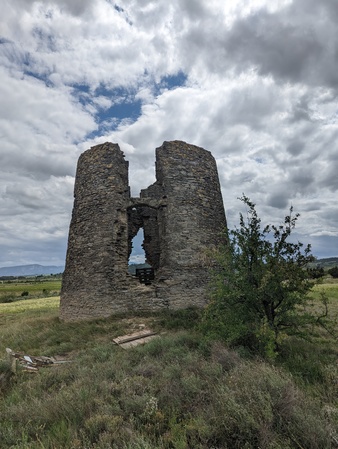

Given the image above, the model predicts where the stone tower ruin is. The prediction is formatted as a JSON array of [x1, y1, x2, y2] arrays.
[[60, 140, 227, 321]]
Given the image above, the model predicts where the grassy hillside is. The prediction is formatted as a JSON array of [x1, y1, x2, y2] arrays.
[[0, 282, 337, 449]]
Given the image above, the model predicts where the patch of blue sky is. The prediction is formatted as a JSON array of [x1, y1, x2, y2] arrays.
[[23, 68, 55, 87], [72, 84, 141, 138], [72, 83, 91, 105], [75, 72, 187, 139], [93, 72, 187, 128], [98, 97, 142, 123], [95, 85, 142, 122], [155, 71, 188, 95]]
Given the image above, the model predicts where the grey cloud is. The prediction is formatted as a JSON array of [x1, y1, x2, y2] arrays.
[[309, 235, 338, 259], [288, 96, 314, 124], [47, 0, 94, 16], [286, 140, 305, 156], [125, 1, 170, 30], [176, 0, 338, 89], [226, 11, 324, 83], [0, 40, 32, 69], [0, 236, 68, 267], [180, 0, 207, 21], [212, 84, 281, 131], [301, 201, 326, 212], [2, 176, 74, 213], [267, 192, 290, 209], [1, 0, 337, 265], [289, 169, 315, 191], [1, 147, 77, 180], [0, 170, 73, 266], [26, 155, 77, 180], [320, 207, 338, 223], [328, 149, 338, 162], [230, 170, 257, 186], [4, 185, 46, 210], [290, 0, 338, 27], [4, 0, 36, 12], [314, 131, 338, 162], [319, 164, 338, 192]]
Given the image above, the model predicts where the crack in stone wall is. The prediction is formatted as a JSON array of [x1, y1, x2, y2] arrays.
[[60, 140, 227, 321]]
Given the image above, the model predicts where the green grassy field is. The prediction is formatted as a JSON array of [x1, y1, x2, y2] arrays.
[[0, 295, 60, 315], [0, 281, 337, 449], [312, 281, 338, 301], [310, 279, 338, 314], [0, 278, 62, 302]]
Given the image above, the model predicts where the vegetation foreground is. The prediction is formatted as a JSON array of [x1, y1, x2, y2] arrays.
[[0, 288, 337, 449], [1, 198, 338, 448]]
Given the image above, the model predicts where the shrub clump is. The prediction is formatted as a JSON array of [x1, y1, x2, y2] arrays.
[[203, 195, 317, 358], [0, 333, 334, 449]]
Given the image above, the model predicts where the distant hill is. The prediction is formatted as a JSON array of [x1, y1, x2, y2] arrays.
[[309, 257, 338, 269], [128, 263, 151, 275], [0, 264, 64, 277], [318, 257, 338, 264], [0, 258, 336, 277]]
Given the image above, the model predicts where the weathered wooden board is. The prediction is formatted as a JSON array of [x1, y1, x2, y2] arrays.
[[6, 348, 71, 373], [118, 335, 159, 349], [113, 329, 158, 349]]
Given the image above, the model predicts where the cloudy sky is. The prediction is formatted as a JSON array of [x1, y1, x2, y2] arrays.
[[1, 0, 337, 268]]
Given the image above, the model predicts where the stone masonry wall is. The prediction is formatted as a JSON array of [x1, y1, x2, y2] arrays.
[[60, 140, 227, 321], [141, 141, 227, 309], [60, 143, 132, 320]]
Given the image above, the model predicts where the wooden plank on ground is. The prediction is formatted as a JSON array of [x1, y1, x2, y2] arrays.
[[5, 348, 71, 373], [113, 329, 158, 348], [119, 334, 159, 349]]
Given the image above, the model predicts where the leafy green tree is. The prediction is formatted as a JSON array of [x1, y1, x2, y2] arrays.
[[203, 195, 315, 357], [328, 266, 338, 278], [307, 266, 325, 279]]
